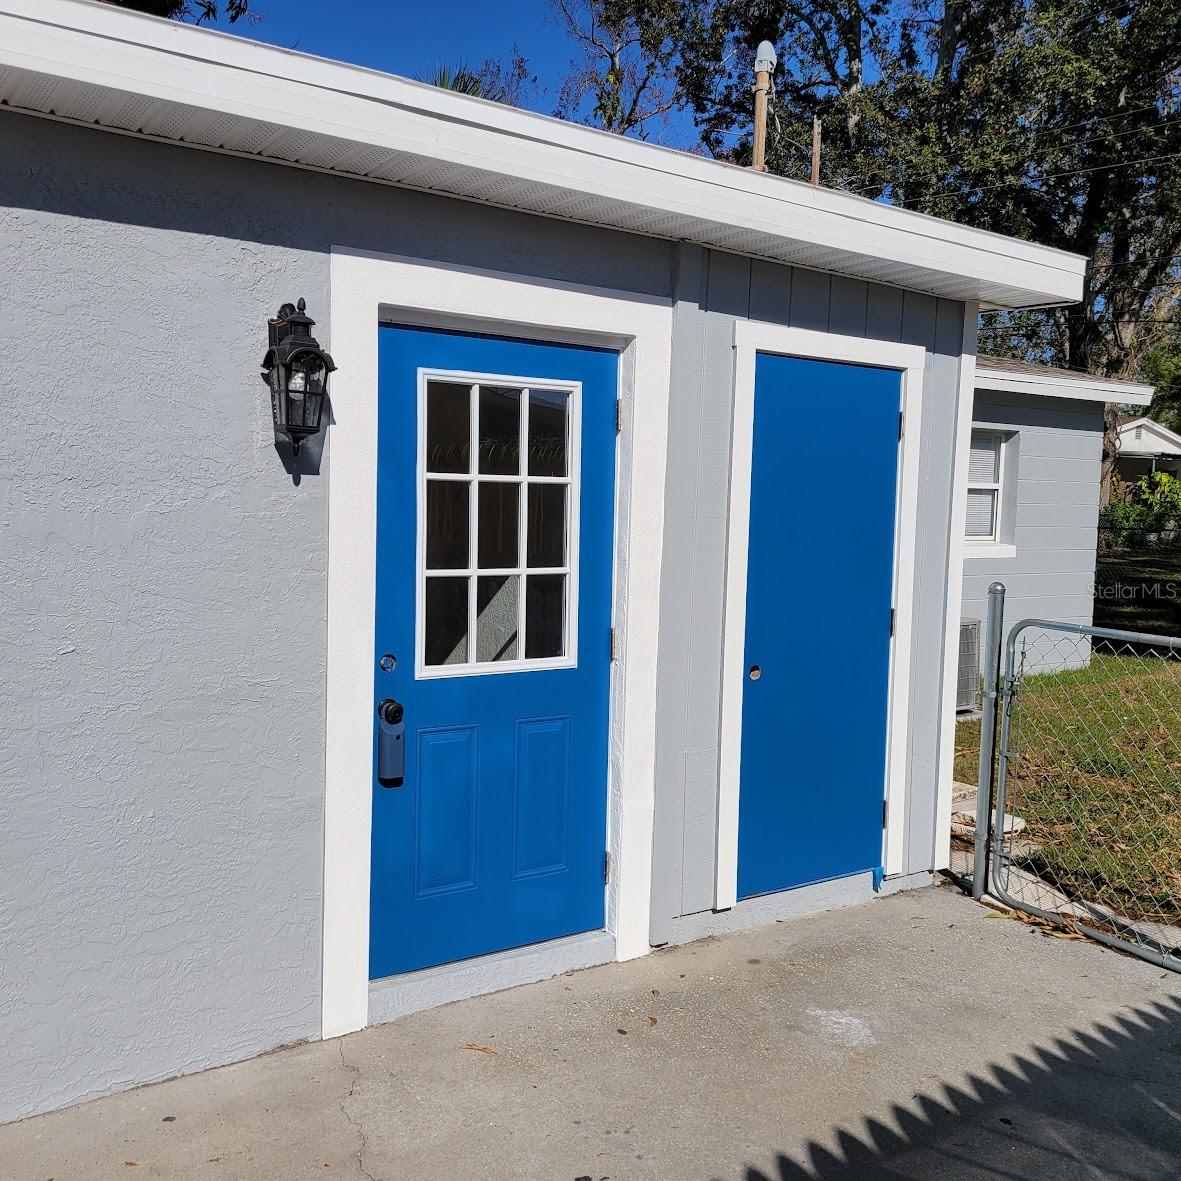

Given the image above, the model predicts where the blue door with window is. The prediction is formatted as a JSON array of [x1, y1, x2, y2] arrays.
[[737, 353, 901, 899], [370, 326, 617, 979]]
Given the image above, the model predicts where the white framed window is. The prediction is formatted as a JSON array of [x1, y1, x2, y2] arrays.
[[415, 369, 581, 678], [965, 429, 1005, 542]]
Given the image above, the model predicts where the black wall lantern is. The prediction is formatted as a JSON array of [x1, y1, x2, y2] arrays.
[[261, 298, 336, 455]]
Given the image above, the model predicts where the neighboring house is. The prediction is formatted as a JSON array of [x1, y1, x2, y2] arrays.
[[958, 356, 1153, 697], [1116, 416, 1181, 486], [0, 0, 1086, 1123]]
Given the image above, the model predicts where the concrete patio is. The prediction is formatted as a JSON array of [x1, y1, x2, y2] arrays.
[[4, 883, 1180, 1180]]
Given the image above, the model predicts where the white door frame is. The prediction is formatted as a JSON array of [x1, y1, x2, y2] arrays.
[[934, 302, 979, 873], [715, 321, 927, 909], [322, 247, 673, 1038]]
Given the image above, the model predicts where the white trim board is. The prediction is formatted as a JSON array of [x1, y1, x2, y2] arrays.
[[715, 324, 927, 909], [975, 367, 1153, 406], [935, 304, 981, 873], [322, 249, 672, 1039], [412, 368, 583, 680], [0, 0, 1084, 309]]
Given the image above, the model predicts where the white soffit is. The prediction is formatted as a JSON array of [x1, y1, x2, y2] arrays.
[[975, 366, 1154, 406], [0, 0, 1086, 310]]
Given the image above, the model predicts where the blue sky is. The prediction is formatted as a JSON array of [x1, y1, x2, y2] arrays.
[[210, 0, 559, 79], [203, 0, 698, 146], [206, 2, 579, 115]]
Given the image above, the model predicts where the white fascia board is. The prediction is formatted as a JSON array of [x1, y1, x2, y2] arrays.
[[0, 0, 1086, 310], [975, 368, 1154, 406]]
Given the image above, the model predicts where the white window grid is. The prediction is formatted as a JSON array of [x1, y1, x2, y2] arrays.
[[415, 368, 582, 679], [966, 428, 1005, 543]]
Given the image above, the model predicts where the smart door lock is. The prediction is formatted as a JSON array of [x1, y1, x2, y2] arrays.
[[377, 698, 405, 787]]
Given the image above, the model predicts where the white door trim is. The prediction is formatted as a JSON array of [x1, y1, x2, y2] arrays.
[[716, 321, 927, 910], [934, 301, 980, 871], [412, 368, 583, 680], [323, 247, 672, 1039]]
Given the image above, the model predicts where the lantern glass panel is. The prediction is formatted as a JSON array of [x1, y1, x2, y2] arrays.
[[294, 353, 328, 391], [305, 357, 329, 395], [286, 386, 307, 427], [303, 390, 324, 430], [286, 354, 329, 431]]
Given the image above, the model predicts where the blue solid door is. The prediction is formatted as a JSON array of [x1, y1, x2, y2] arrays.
[[737, 353, 901, 900], [370, 326, 617, 979]]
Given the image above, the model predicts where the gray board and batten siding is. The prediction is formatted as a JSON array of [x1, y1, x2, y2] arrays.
[[649, 247, 970, 943]]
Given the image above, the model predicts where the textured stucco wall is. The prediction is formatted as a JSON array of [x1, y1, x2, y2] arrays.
[[0, 112, 672, 1123]]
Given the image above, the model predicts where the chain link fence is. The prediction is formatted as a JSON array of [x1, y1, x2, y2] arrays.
[[989, 620, 1181, 972]]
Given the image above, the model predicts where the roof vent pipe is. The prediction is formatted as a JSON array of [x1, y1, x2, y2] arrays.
[[751, 41, 777, 173]]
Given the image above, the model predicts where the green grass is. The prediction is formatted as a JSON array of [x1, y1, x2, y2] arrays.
[[956, 653, 1181, 923]]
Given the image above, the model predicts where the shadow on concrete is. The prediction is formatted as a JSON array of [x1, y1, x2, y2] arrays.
[[737, 996, 1181, 1180]]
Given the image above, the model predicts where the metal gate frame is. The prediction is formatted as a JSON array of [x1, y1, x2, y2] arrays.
[[983, 614, 1181, 973]]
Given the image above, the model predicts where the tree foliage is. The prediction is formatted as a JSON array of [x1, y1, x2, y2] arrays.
[[665, 0, 1181, 501], [1137, 327, 1181, 430], [419, 52, 537, 107], [99, 0, 252, 21], [553, 0, 684, 136]]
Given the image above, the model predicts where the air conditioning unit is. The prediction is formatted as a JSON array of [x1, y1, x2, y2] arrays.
[[957, 619, 981, 712]]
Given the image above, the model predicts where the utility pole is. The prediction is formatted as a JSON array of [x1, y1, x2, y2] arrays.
[[751, 41, 777, 173], [810, 115, 822, 186]]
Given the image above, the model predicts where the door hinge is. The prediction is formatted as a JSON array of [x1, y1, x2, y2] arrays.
[[615, 399, 623, 434], [882, 799, 889, 829], [609, 627, 617, 661], [604, 850, 612, 883], [898, 410, 905, 441], [889, 607, 896, 637]]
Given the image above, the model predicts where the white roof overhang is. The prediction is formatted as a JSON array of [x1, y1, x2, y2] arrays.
[[975, 366, 1154, 406], [0, 0, 1087, 311]]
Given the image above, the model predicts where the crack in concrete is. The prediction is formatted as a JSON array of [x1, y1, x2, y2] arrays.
[[338, 1040, 379, 1181]]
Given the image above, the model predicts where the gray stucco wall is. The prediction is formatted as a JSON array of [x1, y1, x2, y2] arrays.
[[2, 107, 968, 1121], [649, 247, 969, 940], [0, 112, 673, 1123], [961, 390, 1104, 639]]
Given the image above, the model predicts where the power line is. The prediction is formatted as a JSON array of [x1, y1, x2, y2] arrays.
[[1062, 317, 1180, 325], [888, 148, 1181, 206], [1045, 97, 1181, 136], [981, 313, 1181, 324], [949, 7, 1123, 72], [848, 114, 1181, 194], [1089, 254, 1181, 271], [1090, 286, 1181, 297]]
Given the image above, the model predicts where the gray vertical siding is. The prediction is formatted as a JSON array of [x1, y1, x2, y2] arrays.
[[651, 251, 968, 940], [961, 391, 1104, 635]]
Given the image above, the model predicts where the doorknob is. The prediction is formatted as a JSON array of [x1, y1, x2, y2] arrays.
[[377, 698, 405, 787]]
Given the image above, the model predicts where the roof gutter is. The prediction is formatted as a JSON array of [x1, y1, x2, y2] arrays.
[[976, 367, 1154, 406]]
